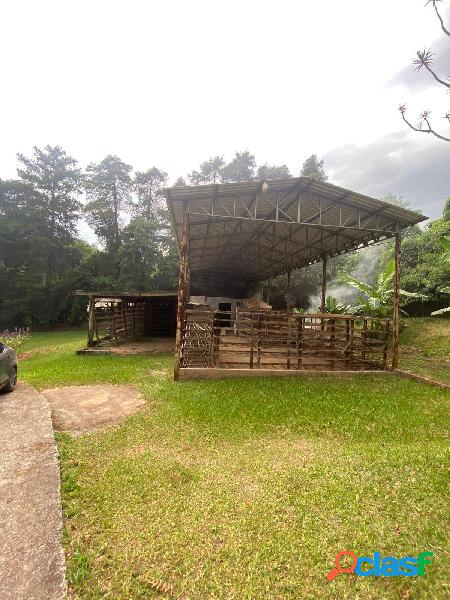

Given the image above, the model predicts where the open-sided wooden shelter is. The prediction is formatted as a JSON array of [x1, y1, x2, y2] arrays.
[[165, 177, 426, 380], [75, 290, 177, 348]]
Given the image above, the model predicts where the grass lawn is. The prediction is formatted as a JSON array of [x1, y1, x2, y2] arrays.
[[19, 326, 449, 599], [399, 318, 450, 384]]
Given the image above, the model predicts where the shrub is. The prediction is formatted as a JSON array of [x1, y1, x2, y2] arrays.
[[0, 327, 31, 351]]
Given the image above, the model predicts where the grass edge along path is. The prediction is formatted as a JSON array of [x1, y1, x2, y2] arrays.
[[18, 329, 450, 599]]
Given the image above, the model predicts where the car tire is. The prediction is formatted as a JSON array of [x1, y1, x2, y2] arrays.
[[3, 366, 17, 393]]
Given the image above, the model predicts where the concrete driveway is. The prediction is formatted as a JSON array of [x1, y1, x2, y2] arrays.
[[0, 383, 66, 600]]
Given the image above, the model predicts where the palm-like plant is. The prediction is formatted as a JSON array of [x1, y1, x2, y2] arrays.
[[343, 260, 427, 318], [431, 236, 450, 316], [319, 296, 350, 314]]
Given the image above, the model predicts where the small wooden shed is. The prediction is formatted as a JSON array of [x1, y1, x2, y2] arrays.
[[165, 177, 427, 380], [75, 291, 178, 347]]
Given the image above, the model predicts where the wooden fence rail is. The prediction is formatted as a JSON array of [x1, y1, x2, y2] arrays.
[[180, 309, 391, 371]]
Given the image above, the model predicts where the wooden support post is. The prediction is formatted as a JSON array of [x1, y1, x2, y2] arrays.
[[383, 319, 390, 370], [345, 319, 350, 369], [286, 270, 292, 311], [320, 255, 327, 334], [267, 277, 272, 306], [297, 315, 303, 369], [87, 296, 95, 347], [330, 318, 336, 370], [209, 310, 217, 367], [256, 314, 262, 369], [349, 318, 354, 365], [174, 205, 189, 381], [250, 313, 254, 369], [362, 318, 368, 361], [287, 315, 291, 370], [391, 232, 401, 370], [321, 255, 327, 312], [123, 303, 127, 338]]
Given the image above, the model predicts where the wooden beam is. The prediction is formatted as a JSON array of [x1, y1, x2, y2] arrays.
[[174, 205, 189, 381], [391, 232, 401, 370], [321, 255, 327, 312], [87, 296, 95, 347]]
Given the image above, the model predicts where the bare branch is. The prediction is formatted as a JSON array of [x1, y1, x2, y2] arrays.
[[399, 105, 450, 142], [398, 2, 450, 142], [414, 48, 450, 89], [426, 0, 450, 37]]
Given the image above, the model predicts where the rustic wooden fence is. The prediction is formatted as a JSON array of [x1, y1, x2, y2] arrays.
[[94, 301, 146, 343], [180, 309, 391, 371]]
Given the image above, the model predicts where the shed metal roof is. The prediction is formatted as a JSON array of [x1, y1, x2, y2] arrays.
[[165, 177, 427, 286], [74, 290, 178, 299]]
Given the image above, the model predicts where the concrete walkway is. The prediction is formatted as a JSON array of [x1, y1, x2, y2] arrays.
[[0, 383, 66, 600]]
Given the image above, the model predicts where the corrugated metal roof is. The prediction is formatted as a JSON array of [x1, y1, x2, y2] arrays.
[[165, 177, 427, 284], [74, 290, 178, 298]]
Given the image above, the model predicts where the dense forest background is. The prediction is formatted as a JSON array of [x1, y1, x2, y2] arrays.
[[0, 145, 448, 328]]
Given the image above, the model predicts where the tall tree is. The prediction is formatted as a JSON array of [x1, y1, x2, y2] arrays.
[[17, 145, 82, 237], [188, 156, 225, 184], [117, 217, 161, 290], [173, 176, 187, 187], [133, 167, 168, 221], [222, 151, 256, 182], [255, 164, 291, 180], [399, 1, 450, 142], [443, 197, 450, 221], [0, 173, 88, 327], [300, 154, 328, 181], [84, 155, 132, 252], [15, 145, 82, 290]]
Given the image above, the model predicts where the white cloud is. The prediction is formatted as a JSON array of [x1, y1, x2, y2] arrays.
[[0, 0, 448, 221], [325, 130, 449, 218]]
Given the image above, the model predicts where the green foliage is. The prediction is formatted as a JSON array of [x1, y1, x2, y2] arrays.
[[117, 217, 162, 290], [377, 202, 450, 301], [0, 328, 31, 351], [0, 147, 85, 328], [84, 155, 133, 252], [173, 176, 187, 187], [255, 164, 291, 180], [443, 197, 450, 221], [185, 152, 292, 186], [0, 147, 177, 328], [222, 150, 256, 182], [300, 154, 328, 181], [320, 296, 349, 313], [133, 167, 168, 220], [431, 233, 450, 315], [17, 145, 82, 237], [67, 549, 91, 587], [343, 259, 426, 318], [438, 235, 450, 261], [188, 156, 225, 184]]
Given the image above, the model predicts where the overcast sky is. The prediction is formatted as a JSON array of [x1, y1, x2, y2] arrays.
[[1, 0, 449, 223]]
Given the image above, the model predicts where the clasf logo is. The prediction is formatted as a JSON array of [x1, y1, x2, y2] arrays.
[[326, 550, 433, 581]]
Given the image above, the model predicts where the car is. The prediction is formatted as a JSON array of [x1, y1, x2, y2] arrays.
[[0, 342, 18, 393]]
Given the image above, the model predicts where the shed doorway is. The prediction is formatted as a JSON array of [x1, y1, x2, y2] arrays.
[[218, 302, 232, 328]]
